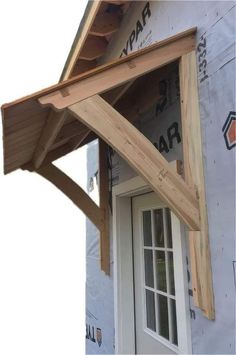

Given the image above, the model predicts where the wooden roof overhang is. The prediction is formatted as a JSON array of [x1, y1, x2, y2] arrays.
[[1, 28, 215, 319], [61, 0, 132, 80]]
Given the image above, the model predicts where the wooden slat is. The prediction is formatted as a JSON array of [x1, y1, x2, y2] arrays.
[[179, 51, 214, 320], [33, 110, 67, 169], [71, 59, 97, 77], [68, 94, 200, 231], [99, 139, 110, 275], [37, 28, 196, 110], [90, 12, 120, 37], [79, 35, 108, 61], [36, 163, 103, 229]]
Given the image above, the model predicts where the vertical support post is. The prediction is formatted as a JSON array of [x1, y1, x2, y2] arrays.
[[99, 139, 110, 275], [179, 51, 215, 319]]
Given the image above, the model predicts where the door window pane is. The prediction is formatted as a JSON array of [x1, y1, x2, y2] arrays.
[[146, 290, 156, 331], [156, 251, 167, 292], [144, 249, 154, 288], [157, 294, 169, 340], [168, 252, 175, 295], [143, 210, 152, 246], [154, 209, 164, 247], [170, 299, 178, 346], [140, 206, 179, 348]]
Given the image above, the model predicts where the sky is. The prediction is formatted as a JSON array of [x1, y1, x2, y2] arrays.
[[0, 1, 89, 354]]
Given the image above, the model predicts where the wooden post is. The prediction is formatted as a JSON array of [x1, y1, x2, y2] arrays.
[[179, 51, 215, 319], [99, 139, 110, 275]]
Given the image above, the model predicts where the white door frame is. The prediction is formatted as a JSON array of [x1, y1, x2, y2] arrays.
[[112, 176, 192, 354]]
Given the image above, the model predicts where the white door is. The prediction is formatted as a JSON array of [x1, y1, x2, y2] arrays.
[[132, 192, 191, 354]]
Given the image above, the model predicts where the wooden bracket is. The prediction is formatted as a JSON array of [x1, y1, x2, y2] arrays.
[[68, 95, 200, 231], [179, 51, 215, 319], [36, 163, 103, 230], [35, 27, 214, 318]]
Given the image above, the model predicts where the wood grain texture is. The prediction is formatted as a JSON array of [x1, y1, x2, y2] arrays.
[[37, 163, 102, 229], [33, 110, 67, 169], [2, 28, 196, 175], [39, 29, 196, 110], [68, 94, 200, 231], [90, 12, 120, 36], [99, 139, 110, 275], [62, 0, 101, 80], [79, 35, 108, 60], [2, 28, 196, 112], [179, 51, 214, 320]]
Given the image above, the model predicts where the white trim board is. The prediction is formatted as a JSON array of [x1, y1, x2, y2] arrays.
[[112, 176, 192, 354]]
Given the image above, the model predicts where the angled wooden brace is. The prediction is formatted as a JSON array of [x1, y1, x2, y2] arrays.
[[36, 163, 103, 230], [68, 94, 200, 231], [35, 162, 110, 275]]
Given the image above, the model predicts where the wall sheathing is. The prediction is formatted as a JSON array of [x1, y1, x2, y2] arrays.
[[86, 2, 236, 353]]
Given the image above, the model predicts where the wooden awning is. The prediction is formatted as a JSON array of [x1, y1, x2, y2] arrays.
[[1, 27, 215, 319]]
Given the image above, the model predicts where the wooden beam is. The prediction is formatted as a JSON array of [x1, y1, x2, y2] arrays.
[[68, 94, 200, 231], [179, 51, 215, 320], [79, 36, 108, 61], [90, 12, 120, 37], [99, 139, 110, 275], [38, 28, 196, 110], [33, 110, 67, 169], [36, 163, 103, 230]]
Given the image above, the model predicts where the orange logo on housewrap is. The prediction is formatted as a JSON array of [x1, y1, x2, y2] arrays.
[[223, 112, 236, 150], [96, 328, 102, 347]]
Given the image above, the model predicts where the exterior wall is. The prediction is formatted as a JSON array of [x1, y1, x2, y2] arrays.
[[86, 1, 236, 354], [86, 140, 114, 354]]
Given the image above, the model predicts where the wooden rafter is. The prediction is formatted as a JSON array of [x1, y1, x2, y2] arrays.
[[62, 0, 101, 80], [36, 163, 103, 230], [90, 12, 120, 37], [79, 35, 108, 61], [68, 95, 200, 231], [33, 110, 67, 169]]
